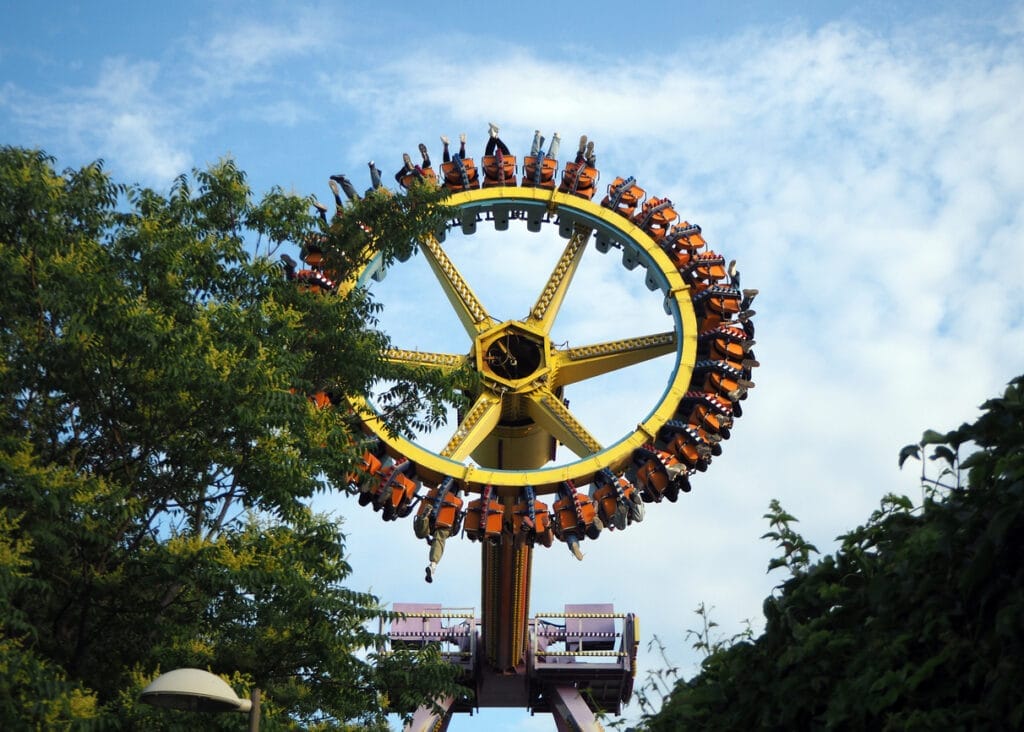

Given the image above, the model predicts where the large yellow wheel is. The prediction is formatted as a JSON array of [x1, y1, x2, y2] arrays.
[[350, 187, 700, 497]]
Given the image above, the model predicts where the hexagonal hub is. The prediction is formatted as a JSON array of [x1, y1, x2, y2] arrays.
[[475, 321, 549, 390]]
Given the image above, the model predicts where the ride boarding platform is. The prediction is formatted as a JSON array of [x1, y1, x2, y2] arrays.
[[385, 603, 638, 731]]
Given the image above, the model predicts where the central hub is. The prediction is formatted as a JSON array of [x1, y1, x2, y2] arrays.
[[475, 321, 549, 390], [485, 333, 542, 379]]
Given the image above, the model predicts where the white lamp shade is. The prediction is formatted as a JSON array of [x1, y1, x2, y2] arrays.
[[140, 668, 253, 713]]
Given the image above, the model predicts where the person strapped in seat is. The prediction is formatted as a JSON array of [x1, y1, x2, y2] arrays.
[[590, 469, 644, 531], [632, 445, 691, 503], [374, 459, 419, 521], [439, 133, 480, 191], [552, 481, 603, 561], [415, 478, 464, 583], [481, 122, 516, 187], [351, 449, 385, 506], [395, 144, 438, 190], [601, 176, 645, 218], [511, 485, 554, 548], [660, 222, 706, 268], [522, 129, 560, 189], [558, 134, 600, 199], [464, 483, 504, 545], [632, 196, 678, 242]]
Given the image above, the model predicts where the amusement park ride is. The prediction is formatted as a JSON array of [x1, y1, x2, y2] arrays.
[[289, 130, 757, 731]]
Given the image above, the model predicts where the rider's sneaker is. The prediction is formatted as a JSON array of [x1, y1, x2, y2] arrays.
[[570, 541, 584, 561], [402, 153, 413, 170], [425, 563, 437, 583], [440, 135, 450, 145]]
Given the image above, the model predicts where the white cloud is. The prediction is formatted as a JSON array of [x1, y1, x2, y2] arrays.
[[0, 9, 344, 184], [1, 57, 190, 182]]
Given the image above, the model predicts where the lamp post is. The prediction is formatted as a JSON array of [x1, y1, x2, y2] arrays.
[[140, 668, 260, 730]]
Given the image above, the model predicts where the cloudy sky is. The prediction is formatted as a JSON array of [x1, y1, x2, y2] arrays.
[[4, 1, 1024, 729]]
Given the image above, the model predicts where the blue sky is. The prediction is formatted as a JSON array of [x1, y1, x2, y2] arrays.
[[4, 2, 1024, 730]]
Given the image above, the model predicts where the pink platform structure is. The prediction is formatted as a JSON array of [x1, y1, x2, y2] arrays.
[[386, 602, 638, 731]]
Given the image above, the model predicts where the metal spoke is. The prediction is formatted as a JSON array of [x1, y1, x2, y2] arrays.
[[419, 233, 496, 337], [439, 392, 503, 462], [552, 331, 676, 387], [385, 348, 468, 374], [525, 226, 592, 335], [524, 387, 603, 458]]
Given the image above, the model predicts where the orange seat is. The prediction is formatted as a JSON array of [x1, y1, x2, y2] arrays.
[[441, 158, 480, 191], [521, 156, 558, 189], [382, 470, 419, 520], [699, 325, 751, 363], [481, 155, 517, 187], [512, 497, 554, 547], [591, 472, 636, 529], [552, 484, 600, 541], [636, 458, 669, 497], [693, 360, 753, 402], [417, 483, 464, 530], [661, 222, 707, 268], [633, 197, 678, 242], [350, 450, 383, 497], [558, 162, 599, 199], [399, 167, 438, 189], [310, 391, 332, 409], [434, 491, 463, 530], [601, 177, 645, 218], [464, 486, 504, 544], [415, 481, 464, 538], [633, 446, 690, 502], [683, 252, 728, 287], [294, 268, 337, 293], [662, 425, 711, 471], [681, 397, 733, 438], [371, 461, 417, 518], [695, 286, 743, 322]]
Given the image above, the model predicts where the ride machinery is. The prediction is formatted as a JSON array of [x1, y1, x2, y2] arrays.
[[293, 134, 758, 731]]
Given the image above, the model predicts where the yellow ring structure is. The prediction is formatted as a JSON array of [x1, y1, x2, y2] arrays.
[[351, 186, 698, 496]]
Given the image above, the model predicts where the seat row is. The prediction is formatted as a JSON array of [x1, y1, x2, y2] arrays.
[[346, 452, 647, 563]]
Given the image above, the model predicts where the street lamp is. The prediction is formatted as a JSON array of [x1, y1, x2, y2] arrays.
[[140, 668, 259, 729]]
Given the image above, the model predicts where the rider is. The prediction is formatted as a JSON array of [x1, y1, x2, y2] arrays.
[[415, 479, 464, 583]]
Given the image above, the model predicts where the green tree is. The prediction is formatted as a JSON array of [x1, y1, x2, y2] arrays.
[[638, 375, 1024, 730], [0, 147, 465, 728]]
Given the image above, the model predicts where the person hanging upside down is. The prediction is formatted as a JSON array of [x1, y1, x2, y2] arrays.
[[329, 173, 360, 204], [414, 479, 464, 583], [529, 129, 561, 160], [393, 143, 434, 189], [441, 133, 467, 162], [483, 122, 510, 157], [482, 122, 516, 186], [366, 161, 384, 194], [439, 132, 480, 191]]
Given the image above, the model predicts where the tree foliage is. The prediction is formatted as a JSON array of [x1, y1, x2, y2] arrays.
[[638, 375, 1024, 730], [0, 147, 463, 728]]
